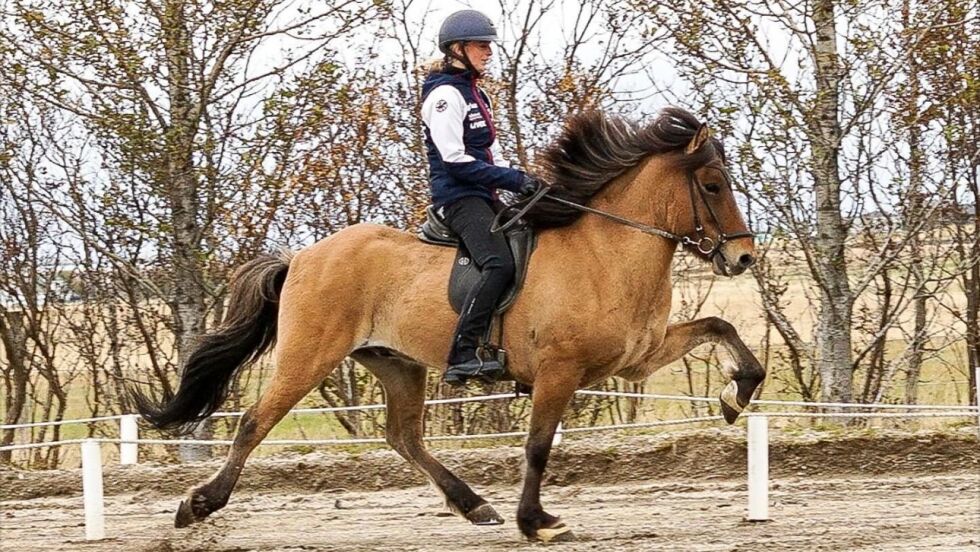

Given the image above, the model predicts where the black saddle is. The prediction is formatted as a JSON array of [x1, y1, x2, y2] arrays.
[[418, 205, 537, 315]]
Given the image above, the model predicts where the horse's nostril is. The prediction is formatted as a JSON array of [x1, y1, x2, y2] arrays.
[[739, 254, 755, 267]]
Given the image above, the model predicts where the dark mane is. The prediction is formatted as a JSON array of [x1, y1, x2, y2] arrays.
[[526, 107, 723, 228]]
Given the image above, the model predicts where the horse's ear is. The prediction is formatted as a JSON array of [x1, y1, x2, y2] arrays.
[[685, 124, 711, 155]]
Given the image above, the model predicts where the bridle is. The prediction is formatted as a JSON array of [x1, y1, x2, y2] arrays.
[[684, 163, 755, 256], [491, 164, 754, 259]]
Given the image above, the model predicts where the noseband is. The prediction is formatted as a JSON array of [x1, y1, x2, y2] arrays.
[[491, 165, 754, 260]]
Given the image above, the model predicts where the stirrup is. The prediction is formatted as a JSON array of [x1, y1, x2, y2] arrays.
[[443, 356, 505, 387]]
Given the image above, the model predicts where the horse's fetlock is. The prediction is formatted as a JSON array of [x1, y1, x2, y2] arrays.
[[190, 488, 228, 517]]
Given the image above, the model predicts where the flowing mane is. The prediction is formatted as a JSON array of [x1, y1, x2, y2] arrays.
[[526, 107, 724, 228]]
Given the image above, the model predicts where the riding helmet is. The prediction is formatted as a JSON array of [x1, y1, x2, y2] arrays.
[[438, 10, 500, 53]]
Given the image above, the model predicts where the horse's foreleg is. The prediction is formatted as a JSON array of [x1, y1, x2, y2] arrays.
[[353, 348, 503, 525], [629, 317, 765, 424], [175, 338, 352, 528], [517, 373, 578, 542]]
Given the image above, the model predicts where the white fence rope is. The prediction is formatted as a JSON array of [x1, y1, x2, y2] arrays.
[[4, 388, 976, 432], [745, 411, 979, 419], [0, 438, 90, 452], [0, 414, 123, 430], [574, 389, 980, 411], [0, 415, 730, 452], [211, 392, 521, 418]]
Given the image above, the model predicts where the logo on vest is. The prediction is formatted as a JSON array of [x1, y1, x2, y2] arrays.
[[458, 257, 471, 266], [435, 100, 448, 112]]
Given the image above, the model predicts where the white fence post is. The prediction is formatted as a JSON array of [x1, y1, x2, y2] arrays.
[[119, 415, 139, 465], [746, 415, 769, 521], [974, 365, 980, 440], [552, 422, 563, 447], [81, 439, 105, 540]]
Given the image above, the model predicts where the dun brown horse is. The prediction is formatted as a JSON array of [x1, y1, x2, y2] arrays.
[[134, 107, 765, 542]]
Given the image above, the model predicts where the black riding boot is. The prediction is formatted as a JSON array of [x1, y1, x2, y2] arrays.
[[440, 197, 515, 386]]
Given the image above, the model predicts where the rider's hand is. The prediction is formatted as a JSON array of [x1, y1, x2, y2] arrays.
[[519, 173, 546, 197]]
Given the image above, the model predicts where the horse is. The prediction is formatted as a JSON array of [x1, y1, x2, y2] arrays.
[[133, 107, 765, 543]]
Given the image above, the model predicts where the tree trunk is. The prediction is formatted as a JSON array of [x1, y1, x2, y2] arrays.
[[811, 0, 854, 407], [902, 0, 928, 405], [861, 271, 892, 403], [965, 165, 979, 408], [0, 310, 29, 464], [163, 0, 211, 462]]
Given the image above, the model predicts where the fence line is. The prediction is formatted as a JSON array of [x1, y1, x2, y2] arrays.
[[0, 415, 123, 430], [0, 415, 734, 452], [3, 409, 977, 454], [0, 438, 90, 452], [4, 389, 977, 432], [574, 390, 980, 411], [744, 411, 979, 419]]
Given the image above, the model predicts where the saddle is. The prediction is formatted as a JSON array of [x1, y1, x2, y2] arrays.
[[418, 205, 537, 316]]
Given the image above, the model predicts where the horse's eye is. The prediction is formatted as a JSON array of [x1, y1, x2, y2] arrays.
[[705, 182, 721, 194]]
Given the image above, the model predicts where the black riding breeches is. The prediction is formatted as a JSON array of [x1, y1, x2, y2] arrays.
[[440, 196, 515, 364]]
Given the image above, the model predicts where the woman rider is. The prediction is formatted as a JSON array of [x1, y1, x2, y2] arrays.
[[420, 10, 543, 387]]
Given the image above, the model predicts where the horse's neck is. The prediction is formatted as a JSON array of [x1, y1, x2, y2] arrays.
[[563, 158, 681, 308], [547, 203, 679, 314], [570, 215, 677, 298]]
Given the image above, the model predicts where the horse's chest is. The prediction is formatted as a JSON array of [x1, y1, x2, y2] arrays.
[[620, 321, 668, 364]]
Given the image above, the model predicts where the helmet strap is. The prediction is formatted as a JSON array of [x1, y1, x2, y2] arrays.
[[444, 41, 481, 77]]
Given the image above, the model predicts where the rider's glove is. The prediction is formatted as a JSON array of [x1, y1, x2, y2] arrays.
[[519, 173, 546, 197]]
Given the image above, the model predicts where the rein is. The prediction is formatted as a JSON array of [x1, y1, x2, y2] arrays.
[[491, 170, 753, 257]]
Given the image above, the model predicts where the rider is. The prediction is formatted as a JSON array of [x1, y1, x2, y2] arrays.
[[420, 9, 542, 387]]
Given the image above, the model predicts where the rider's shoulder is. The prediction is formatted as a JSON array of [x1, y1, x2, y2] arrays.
[[422, 84, 466, 112]]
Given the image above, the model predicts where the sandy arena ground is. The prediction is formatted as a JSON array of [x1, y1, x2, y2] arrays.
[[1, 429, 978, 551]]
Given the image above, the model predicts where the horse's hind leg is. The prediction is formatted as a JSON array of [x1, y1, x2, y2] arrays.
[[353, 347, 504, 525], [175, 332, 355, 528]]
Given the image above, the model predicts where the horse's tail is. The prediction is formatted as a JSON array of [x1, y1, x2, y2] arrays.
[[132, 249, 293, 434]]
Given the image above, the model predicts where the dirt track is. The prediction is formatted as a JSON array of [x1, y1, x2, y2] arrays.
[[1, 429, 978, 551]]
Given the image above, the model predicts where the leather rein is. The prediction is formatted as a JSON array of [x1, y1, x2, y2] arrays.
[[491, 166, 754, 258]]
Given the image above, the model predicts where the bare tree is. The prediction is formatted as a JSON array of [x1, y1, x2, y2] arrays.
[[639, 0, 972, 409], [2, 0, 378, 460]]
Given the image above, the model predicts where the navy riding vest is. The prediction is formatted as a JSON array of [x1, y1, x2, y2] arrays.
[[420, 69, 524, 208]]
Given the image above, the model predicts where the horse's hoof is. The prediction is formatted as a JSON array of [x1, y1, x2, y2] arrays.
[[174, 499, 200, 528], [719, 380, 744, 424], [467, 503, 504, 525], [535, 522, 574, 543]]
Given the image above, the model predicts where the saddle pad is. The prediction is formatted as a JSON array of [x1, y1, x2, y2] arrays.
[[448, 225, 536, 315], [417, 205, 537, 315]]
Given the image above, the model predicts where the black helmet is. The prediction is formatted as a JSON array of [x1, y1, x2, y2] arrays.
[[438, 10, 499, 53]]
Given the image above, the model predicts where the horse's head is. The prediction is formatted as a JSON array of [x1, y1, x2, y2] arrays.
[[527, 107, 755, 276], [673, 119, 755, 276]]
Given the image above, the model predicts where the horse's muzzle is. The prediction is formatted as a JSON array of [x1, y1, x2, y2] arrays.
[[713, 245, 755, 277]]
